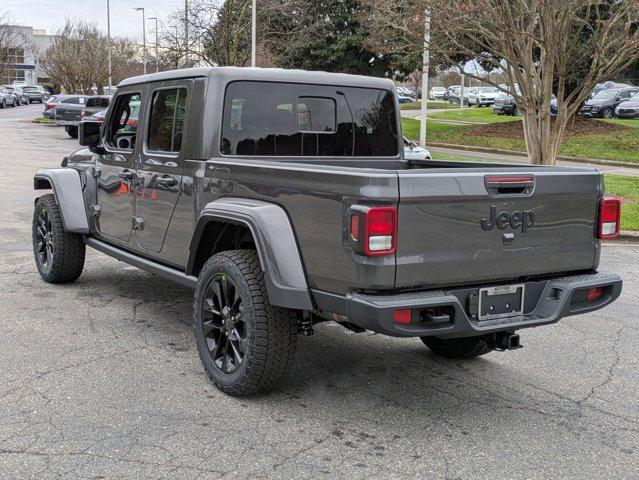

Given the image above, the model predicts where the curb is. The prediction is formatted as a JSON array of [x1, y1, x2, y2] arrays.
[[428, 143, 639, 170], [620, 230, 639, 238]]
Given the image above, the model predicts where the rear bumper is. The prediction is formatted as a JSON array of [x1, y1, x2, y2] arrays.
[[55, 120, 79, 126], [313, 272, 622, 338]]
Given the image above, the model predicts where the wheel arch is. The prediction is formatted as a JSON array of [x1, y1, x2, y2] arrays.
[[188, 198, 314, 311], [33, 168, 89, 233]]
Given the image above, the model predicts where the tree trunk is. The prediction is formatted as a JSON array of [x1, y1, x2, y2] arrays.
[[521, 112, 561, 166]]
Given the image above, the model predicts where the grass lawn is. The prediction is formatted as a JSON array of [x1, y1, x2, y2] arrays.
[[400, 101, 451, 110], [428, 107, 515, 123], [402, 117, 639, 163], [32, 117, 53, 124], [604, 175, 639, 231]]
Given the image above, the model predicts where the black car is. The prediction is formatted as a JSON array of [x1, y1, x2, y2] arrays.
[[580, 87, 639, 119]]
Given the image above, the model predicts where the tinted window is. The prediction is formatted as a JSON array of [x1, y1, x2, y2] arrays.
[[106, 92, 141, 150], [62, 96, 85, 104], [221, 81, 398, 157], [147, 88, 188, 153]]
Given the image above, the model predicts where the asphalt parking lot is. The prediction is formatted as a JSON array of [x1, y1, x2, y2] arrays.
[[0, 104, 638, 479]]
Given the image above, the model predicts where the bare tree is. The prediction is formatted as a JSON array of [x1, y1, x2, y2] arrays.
[[367, 0, 639, 165], [0, 11, 30, 83], [41, 19, 137, 93]]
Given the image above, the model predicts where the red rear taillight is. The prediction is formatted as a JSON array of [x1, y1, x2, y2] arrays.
[[393, 309, 412, 324], [597, 197, 621, 239], [587, 287, 603, 302], [349, 206, 397, 256], [365, 207, 397, 255], [45, 103, 54, 109]]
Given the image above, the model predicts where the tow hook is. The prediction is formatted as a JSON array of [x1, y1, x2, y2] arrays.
[[490, 332, 522, 351]]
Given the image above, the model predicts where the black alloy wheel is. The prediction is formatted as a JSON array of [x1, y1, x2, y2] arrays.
[[34, 207, 54, 274], [200, 273, 248, 374], [601, 107, 614, 119]]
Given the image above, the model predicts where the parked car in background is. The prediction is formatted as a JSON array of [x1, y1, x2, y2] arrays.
[[81, 96, 111, 121], [493, 92, 518, 115], [580, 87, 639, 119], [397, 94, 416, 104], [83, 108, 107, 122], [403, 137, 432, 160], [429, 87, 447, 101], [53, 95, 89, 137], [1, 85, 22, 107], [444, 85, 460, 101], [22, 85, 48, 103], [3, 85, 28, 105], [466, 87, 500, 107], [0, 87, 16, 108], [447, 87, 462, 104], [615, 92, 639, 119]]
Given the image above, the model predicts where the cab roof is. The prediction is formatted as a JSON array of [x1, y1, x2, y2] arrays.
[[117, 66, 396, 91]]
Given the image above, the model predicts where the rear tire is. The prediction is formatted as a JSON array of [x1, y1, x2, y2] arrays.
[[421, 336, 493, 359], [66, 126, 78, 138], [32, 194, 85, 283], [193, 250, 297, 396]]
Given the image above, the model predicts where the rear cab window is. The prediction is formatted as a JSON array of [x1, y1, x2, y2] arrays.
[[221, 81, 398, 157], [146, 87, 188, 153]]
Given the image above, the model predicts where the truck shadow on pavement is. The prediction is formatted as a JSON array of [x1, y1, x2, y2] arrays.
[[78, 265, 578, 421]]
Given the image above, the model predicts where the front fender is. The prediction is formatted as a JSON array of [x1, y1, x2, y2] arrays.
[[188, 197, 314, 311], [34, 168, 89, 233]]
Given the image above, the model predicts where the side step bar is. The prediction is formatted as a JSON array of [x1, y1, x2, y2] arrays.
[[84, 237, 198, 288]]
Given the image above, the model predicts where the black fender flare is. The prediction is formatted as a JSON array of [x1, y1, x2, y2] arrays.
[[34, 168, 89, 233], [187, 197, 314, 311]]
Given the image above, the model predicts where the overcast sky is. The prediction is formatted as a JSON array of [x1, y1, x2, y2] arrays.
[[2, 0, 181, 39]]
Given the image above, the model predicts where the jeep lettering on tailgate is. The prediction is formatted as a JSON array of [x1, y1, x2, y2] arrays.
[[481, 206, 535, 233]]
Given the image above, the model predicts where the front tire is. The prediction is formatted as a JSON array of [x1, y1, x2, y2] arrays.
[[601, 107, 614, 119], [32, 194, 85, 283], [421, 336, 493, 359], [194, 250, 297, 396]]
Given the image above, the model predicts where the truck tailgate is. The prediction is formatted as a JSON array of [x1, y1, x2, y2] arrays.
[[396, 168, 602, 289], [55, 106, 81, 122]]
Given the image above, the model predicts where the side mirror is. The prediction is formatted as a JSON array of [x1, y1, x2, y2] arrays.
[[79, 120, 103, 152]]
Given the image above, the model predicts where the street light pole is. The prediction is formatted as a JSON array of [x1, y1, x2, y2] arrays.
[[149, 17, 159, 73], [419, 8, 431, 148], [184, 0, 189, 65], [251, 0, 256, 67], [134, 7, 147, 75], [107, 0, 112, 91]]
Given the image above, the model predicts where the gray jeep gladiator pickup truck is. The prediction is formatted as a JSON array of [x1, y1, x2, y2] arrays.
[[32, 67, 623, 396]]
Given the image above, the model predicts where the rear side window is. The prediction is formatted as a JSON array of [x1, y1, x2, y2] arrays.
[[62, 97, 85, 104], [221, 81, 398, 157], [147, 88, 188, 153]]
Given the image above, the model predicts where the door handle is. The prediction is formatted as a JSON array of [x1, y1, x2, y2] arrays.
[[118, 170, 136, 181], [154, 175, 177, 187]]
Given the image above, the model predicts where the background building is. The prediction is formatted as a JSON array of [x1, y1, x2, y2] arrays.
[[1, 26, 55, 87]]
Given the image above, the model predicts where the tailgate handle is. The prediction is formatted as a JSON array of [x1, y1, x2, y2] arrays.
[[485, 176, 535, 196]]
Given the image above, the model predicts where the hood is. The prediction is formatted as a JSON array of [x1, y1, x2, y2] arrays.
[[585, 98, 612, 106], [618, 100, 639, 108]]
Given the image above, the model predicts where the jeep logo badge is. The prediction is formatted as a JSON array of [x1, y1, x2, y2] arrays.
[[481, 206, 535, 233]]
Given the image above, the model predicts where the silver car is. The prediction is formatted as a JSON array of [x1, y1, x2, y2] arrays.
[[0, 86, 21, 107]]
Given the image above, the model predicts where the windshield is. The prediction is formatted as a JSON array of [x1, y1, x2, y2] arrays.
[[477, 87, 498, 93], [594, 89, 620, 100], [628, 93, 639, 102], [23, 86, 38, 92]]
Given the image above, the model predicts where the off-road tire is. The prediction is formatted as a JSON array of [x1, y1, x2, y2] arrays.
[[32, 194, 85, 283], [194, 249, 297, 396], [66, 126, 78, 139], [421, 336, 493, 359]]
